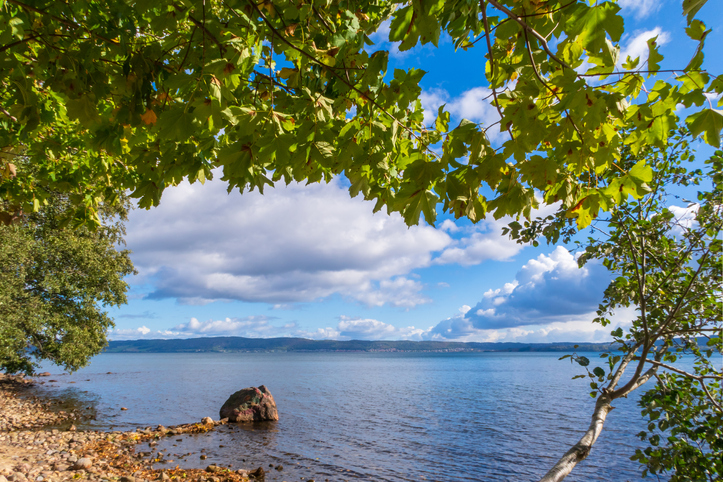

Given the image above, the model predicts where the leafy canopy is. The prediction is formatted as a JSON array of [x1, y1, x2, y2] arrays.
[[0, 0, 720, 227]]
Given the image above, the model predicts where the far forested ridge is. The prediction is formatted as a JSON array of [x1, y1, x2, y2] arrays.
[[105, 337, 614, 353]]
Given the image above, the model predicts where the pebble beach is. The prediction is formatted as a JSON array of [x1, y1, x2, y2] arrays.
[[0, 374, 270, 482]]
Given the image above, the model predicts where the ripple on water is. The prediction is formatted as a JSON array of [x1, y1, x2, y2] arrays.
[[37, 352, 662, 482]]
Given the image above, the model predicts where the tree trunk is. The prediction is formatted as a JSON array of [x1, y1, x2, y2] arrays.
[[538, 394, 613, 482]]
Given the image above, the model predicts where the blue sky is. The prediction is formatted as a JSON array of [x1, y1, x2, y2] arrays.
[[107, 1, 722, 343]]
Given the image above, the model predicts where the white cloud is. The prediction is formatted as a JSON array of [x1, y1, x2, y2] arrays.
[[338, 316, 425, 340], [668, 203, 700, 237], [618, 0, 661, 20], [126, 177, 451, 308], [110, 316, 298, 340], [298, 316, 427, 341], [172, 316, 286, 337], [353, 277, 429, 308], [433, 219, 522, 266], [109, 326, 182, 340], [620, 27, 670, 68], [295, 327, 341, 340], [439, 219, 460, 233], [427, 246, 613, 339], [420, 87, 504, 142], [420, 88, 448, 126], [368, 19, 410, 59], [126, 175, 526, 308]]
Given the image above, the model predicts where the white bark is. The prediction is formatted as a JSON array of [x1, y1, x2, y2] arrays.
[[538, 395, 612, 482]]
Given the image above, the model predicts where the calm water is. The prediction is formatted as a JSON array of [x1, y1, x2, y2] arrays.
[[35, 352, 654, 481]]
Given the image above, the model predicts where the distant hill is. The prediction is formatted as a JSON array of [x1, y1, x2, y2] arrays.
[[105, 337, 615, 353]]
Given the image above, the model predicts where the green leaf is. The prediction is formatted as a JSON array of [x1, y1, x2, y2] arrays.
[[646, 37, 664, 72], [574, 3, 624, 52], [593, 367, 605, 378], [65, 96, 101, 127], [629, 160, 653, 183], [682, 0, 708, 24], [157, 108, 198, 141], [435, 104, 450, 132], [389, 6, 414, 43], [686, 109, 723, 148], [685, 19, 708, 41], [577, 356, 590, 367]]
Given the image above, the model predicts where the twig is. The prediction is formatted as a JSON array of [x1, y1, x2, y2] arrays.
[[186, 13, 225, 55], [487, 0, 574, 73], [8, 0, 119, 46], [638, 358, 720, 380], [480, 0, 513, 140], [0, 106, 18, 122], [523, 28, 583, 141], [238, 0, 440, 160], [0, 34, 41, 53], [178, 26, 197, 73], [312, 5, 334, 34]]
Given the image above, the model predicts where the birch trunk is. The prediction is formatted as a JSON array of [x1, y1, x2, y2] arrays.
[[538, 394, 613, 482]]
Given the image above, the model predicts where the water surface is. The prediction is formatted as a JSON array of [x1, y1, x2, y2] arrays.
[[36, 352, 653, 481]]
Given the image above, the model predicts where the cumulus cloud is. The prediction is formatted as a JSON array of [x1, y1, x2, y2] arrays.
[[427, 246, 613, 340], [619, 27, 670, 68], [109, 325, 170, 340], [126, 177, 450, 308], [367, 19, 410, 58], [109, 316, 299, 340], [618, 0, 661, 19], [117, 311, 158, 319], [668, 204, 699, 236], [433, 218, 522, 266], [336, 316, 426, 340], [420, 87, 503, 142], [294, 316, 427, 341], [171, 316, 293, 337], [125, 176, 524, 308]]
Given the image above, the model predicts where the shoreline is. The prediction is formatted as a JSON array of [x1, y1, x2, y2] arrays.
[[0, 374, 267, 482]]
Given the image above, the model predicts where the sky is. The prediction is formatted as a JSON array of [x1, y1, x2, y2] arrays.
[[106, 1, 723, 344]]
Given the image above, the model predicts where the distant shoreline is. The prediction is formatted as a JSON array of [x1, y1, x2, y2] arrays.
[[105, 336, 616, 354]]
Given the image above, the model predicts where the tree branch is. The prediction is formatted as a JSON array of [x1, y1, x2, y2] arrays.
[[0, 106, 18, 122], [480, 0, 513, 140], [0, 33, 41, 53], [7, 0, 119, 46], [187, 13, 225, 55], [487, 0, 574, 73], [637, 358, 721, 381], [522, 28, 582, 141], [237, 0, 440, 160]]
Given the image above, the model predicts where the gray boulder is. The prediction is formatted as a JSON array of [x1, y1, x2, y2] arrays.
[[219, 385, 278, 422]]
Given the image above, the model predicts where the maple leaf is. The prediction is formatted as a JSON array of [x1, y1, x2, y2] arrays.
[[140, 109, 157, 126]]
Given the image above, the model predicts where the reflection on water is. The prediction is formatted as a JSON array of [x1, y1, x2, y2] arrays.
[[37, 352, 653, 481]]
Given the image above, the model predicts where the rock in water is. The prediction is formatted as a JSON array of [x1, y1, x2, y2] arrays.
[[219, 385, 278, 422]]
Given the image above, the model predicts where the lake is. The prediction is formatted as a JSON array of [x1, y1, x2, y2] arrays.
[[36, 351, 653, 481]]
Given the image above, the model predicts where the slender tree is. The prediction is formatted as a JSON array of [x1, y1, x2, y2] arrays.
[[508, 133, 722, 481]]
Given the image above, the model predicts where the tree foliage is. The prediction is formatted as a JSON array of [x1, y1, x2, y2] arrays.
[[0, 0, 720, 227], [531, 132, 722, 481], [0, 193, 135, 374]]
